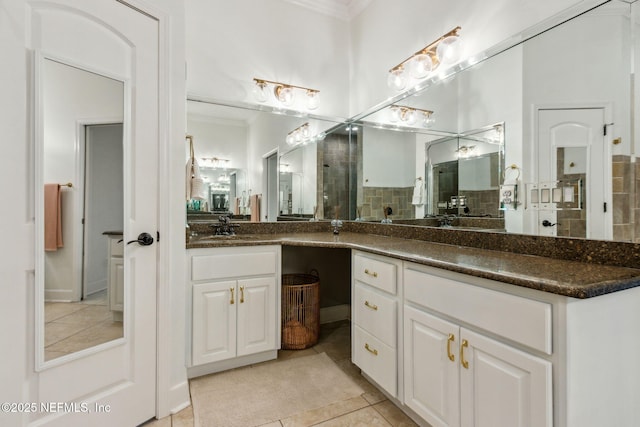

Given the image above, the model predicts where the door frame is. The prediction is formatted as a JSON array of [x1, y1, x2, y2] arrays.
[[77, 119, 123, 300], [262, 147, 280, 222], [529, 103, 613, 239]]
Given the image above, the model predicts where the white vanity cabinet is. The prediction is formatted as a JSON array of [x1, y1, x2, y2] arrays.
[[106, 234, 124, 321], [188, 245, 281, 374], [403, 263, 552, 427], [352, 251, 403, 398]]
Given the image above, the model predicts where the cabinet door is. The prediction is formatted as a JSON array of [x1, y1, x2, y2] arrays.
[[192, 280, 237, 365], [460, 328, 552, 427], [404, 306, 460, 427], [237, 276, 277, 356]]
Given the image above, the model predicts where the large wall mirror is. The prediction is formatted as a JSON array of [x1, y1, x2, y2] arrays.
[[36, 55, 125, 364], [186, 98, 348, 221], [354, 0, 637, 242], [187, 1, 638, 243]]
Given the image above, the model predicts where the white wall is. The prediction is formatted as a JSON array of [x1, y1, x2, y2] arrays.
[[185, 0, 351, 119], [349, 0, 602, 116], [42, 59, 124, 302]]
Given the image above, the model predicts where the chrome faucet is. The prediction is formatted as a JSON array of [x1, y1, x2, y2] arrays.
[[210, 215, 239, 235]]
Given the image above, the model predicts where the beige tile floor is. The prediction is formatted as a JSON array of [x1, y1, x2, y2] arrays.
[[144, 321, 417, 427], [44, 290, 124, 361]]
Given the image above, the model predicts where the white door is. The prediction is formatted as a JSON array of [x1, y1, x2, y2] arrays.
[[237, 277, 276, 356], [537, 108, 608, 238], [459, 328, 552, 427], [31, 1, 158, 425], [403, 306, 460, 427]]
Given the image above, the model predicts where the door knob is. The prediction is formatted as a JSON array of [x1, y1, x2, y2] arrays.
[[126, 232, 154, 246], [541, 220, 559, 227]]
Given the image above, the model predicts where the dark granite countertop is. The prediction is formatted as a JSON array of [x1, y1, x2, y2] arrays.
[[187, 231, 640, 299]]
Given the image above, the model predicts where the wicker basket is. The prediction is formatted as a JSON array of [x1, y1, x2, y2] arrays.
[[281, 272, 320, 350]]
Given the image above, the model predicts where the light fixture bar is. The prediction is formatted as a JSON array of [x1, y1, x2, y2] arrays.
[[389, 27, 461, 73], [253, 78, 319, 94], [287, 122, 310, 137], [201, 156, 230, 162]]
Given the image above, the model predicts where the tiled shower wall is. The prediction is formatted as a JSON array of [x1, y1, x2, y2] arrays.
[[612, 155, 636, 242], [360, 187, 414, 220], [317, 133, 356, 220]]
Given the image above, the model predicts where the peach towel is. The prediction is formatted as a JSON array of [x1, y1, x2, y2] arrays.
[[250, 194, 261, 222], [44, 184, 63, 251]]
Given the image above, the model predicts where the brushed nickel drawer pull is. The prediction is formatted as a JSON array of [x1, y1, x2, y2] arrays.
[[364, 300, 378, 311], [364, 343, 378, 356], [364, 269, 378, 278]]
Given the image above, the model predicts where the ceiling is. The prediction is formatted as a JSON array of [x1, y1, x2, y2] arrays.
[[280, 0, 372, 21]]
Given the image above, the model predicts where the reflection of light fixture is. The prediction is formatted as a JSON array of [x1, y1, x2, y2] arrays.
[[218, 173, 230, 183], [253, 78, 320, 110], [389, 105, 434, 128], [456, 145, 476, 158], [201, 157, 230, 168], [286, 122, 312, 146], [388, 27, 462, 90]]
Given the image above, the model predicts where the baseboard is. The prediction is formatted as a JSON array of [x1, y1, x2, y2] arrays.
[[320, 304, 351, 324], [44, 288, 77, 302], [187, 350, 278, 379], [168, 380, 191, 415]]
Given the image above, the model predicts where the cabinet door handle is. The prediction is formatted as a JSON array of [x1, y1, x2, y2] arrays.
[[240, 286, 245, 303], [364, 343, 378, 356], [460, 339, 469, 369], [229, 287, 235, 305], [364, 269, 378, 278], [364, 300, 378, 311], [447, 333, 455, 362]]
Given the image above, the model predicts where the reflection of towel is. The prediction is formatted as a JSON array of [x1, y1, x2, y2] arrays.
[[44, 184, 64, 251], [250, 194, 261, 222], [234, 197, 240, 215], [412, 179, 424, 205], [186, 157, 206, 201]]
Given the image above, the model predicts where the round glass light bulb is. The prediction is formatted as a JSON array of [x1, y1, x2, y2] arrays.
[[286, 134, 295, 145], [410, 53, 433, 79], [388, 106, 399, 123], [301, 125, 310, 139], [422, 113, 435, 128], [387, 68, 407, 91], [404, 109, 417, 125], [436, 36, 462, 65], [306, 90, 320, 110], [275, 85, 295, 106], [253, 81, 268, 103]]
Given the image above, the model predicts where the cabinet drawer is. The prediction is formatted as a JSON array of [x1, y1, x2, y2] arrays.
[[353, 253, 397, 294], [109, 238, 124, 257], [405, 267, 552, 355], [191, 250, 277, 281], [353, 325, 397, 397], [354, 282, 397, 347]]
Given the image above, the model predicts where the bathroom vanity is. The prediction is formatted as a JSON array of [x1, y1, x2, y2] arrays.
[[185, 223, 640, 427]]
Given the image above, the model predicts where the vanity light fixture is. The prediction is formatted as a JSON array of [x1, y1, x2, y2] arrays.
[[456, 145, 476, 158], [253, 78, 320, 110], [286, 122, 311, 146], [389, 105, 435, 128], [201, 157, 230, 168], [387, 26, 462, 91]]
